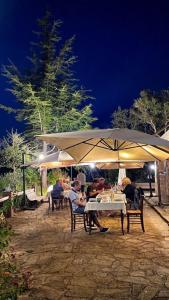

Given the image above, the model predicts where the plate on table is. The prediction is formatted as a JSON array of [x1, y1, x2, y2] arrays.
[[89, 198, 97, 202]]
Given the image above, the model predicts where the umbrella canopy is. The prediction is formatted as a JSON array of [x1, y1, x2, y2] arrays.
[[96, 162, 144, 169], [37, 128, 169, 163], [23, 151, 75, 168]]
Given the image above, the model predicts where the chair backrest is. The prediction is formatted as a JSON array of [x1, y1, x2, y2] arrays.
[[68, 198, 73, 216], [138, 195, 144, 211]]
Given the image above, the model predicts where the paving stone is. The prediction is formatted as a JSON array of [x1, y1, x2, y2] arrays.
[[157, 288, 169, 298], [137, 285, 160, 300], [9, 203, 169, 299]]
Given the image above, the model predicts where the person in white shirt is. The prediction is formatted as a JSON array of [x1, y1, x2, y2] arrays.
[[77, 169, 86, 195], [69, 181, 109, 233]]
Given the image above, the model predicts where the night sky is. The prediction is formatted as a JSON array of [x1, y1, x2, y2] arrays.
[[1, 0, 169, 137]]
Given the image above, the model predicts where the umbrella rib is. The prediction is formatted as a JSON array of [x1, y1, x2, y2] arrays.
[[117, 141, 127, 149], [83, 141, 109, 150], [63, 138, 93, 151], [100, 139, 115, 151], [78, 140, 102, 163], [152, 145, 169, 155], [137, 144, 160, 160], [121, 144, 147, 150]]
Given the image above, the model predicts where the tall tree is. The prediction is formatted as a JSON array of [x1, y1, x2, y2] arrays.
[[112, 89, 169, 135], [0, 130, 30, 191], [1, 12, 96, 188], [112, 106, 129, 128], [1, 12, 96, 138], [132, 90, 161, 134]]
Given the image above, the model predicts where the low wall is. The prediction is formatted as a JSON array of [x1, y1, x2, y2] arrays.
[[136, 182, 155, 190]]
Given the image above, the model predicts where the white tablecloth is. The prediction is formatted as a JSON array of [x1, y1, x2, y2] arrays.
[[85, 193, 126, 214]]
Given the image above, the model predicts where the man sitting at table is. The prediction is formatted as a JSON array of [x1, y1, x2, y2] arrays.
[[69, 181, 109, 233], [86, 179, 103, 202]]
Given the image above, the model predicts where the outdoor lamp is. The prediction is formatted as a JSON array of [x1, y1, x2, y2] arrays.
[[149, 164, 156, 171], [38, 153, 45, 160], [47, 185, 53, 192]]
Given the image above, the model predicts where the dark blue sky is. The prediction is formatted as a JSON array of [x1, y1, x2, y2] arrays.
[[1, 0, 169, 137]]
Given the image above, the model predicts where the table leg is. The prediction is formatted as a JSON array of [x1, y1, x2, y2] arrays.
[[120, 210, 124, 235]]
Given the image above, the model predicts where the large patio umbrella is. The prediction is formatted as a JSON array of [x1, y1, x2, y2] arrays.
[[23, 151, 75, 168], [37, 128, 169, 163], [96, 162, 144, 169]]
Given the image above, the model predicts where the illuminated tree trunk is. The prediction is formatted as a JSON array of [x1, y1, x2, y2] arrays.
[[41, 141, 47, 192]]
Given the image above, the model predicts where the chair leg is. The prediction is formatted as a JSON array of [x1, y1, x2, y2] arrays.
[[141, 215, 145, 232], [83, 214, 88, 232], [52, 199, 55, 211], [73, 215, 76, 230], [127, 214, 130, 233], [120, 210, 124, 235], [71, 217, 74, 232]]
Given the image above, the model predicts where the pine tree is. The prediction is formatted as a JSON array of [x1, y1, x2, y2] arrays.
[[1, 12, 96, 188], [1, 11, 96, 138]]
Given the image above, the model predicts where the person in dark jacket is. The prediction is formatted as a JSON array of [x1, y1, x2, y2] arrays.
[[122, 177, 135, 208]]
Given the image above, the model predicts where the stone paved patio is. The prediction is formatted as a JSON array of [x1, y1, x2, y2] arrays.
[[10, 202, 169, 300]]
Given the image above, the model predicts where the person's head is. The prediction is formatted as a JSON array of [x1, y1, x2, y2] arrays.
[[99, 177, 105, 184], [78, 169, 83, 173], [56, 178, 62, 185], [71, 180, 81, 191], [122, 177, 131, 187], [92, 178, 99, 188], [131, 179, 136, 187]]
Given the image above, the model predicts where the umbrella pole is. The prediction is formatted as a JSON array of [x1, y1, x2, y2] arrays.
[[22, 153, 26, 207], [157, 161, 162, 206]]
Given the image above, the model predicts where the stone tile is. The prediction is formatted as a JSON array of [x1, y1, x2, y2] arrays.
[[9, 203, 169, 299], [137, 285, 160, 300]]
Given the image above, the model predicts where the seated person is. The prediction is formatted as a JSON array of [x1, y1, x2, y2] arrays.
[[62, 178, 71, 190], [51, 179, 64, 202], [69, 181, 109, 233], [122, 177, 136, 208], [86, 179, 103, 202], [97, 177, 106, 190], [104, 182, 112, 190]]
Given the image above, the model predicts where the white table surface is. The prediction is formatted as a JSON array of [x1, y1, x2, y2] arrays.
[[85, 193, 126, 214]]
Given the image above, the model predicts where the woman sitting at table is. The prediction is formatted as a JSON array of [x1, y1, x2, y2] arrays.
[[122, 177, 135, 208], [69, 181, 109, 233]]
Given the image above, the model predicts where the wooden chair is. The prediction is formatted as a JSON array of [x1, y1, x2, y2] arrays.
[[51, 195, 64, 211], [127, 195, 145, 233], [68, 198, 88, 232]]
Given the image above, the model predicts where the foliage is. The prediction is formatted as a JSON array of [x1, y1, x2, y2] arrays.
[[0, 171, 23, 193], [0, 224, 31, 299], [0, 130, 30, 171], [47, 169, 68, 185], [25, 168, 40, 187], [1, 11, 96, 140], [112, 106, 129, 128], [112, 89, 169, 134], [0, 225, 12, 251]]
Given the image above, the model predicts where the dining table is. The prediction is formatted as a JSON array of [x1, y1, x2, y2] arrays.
[[85, 192, 126, 235]]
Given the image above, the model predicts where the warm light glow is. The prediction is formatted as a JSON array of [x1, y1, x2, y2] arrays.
[[149, 164, 156, 171], [90, 163, 95, 169], [39, 153, 45, 160], [120, 152, 130, 158], [47, 185, 53, 192]]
